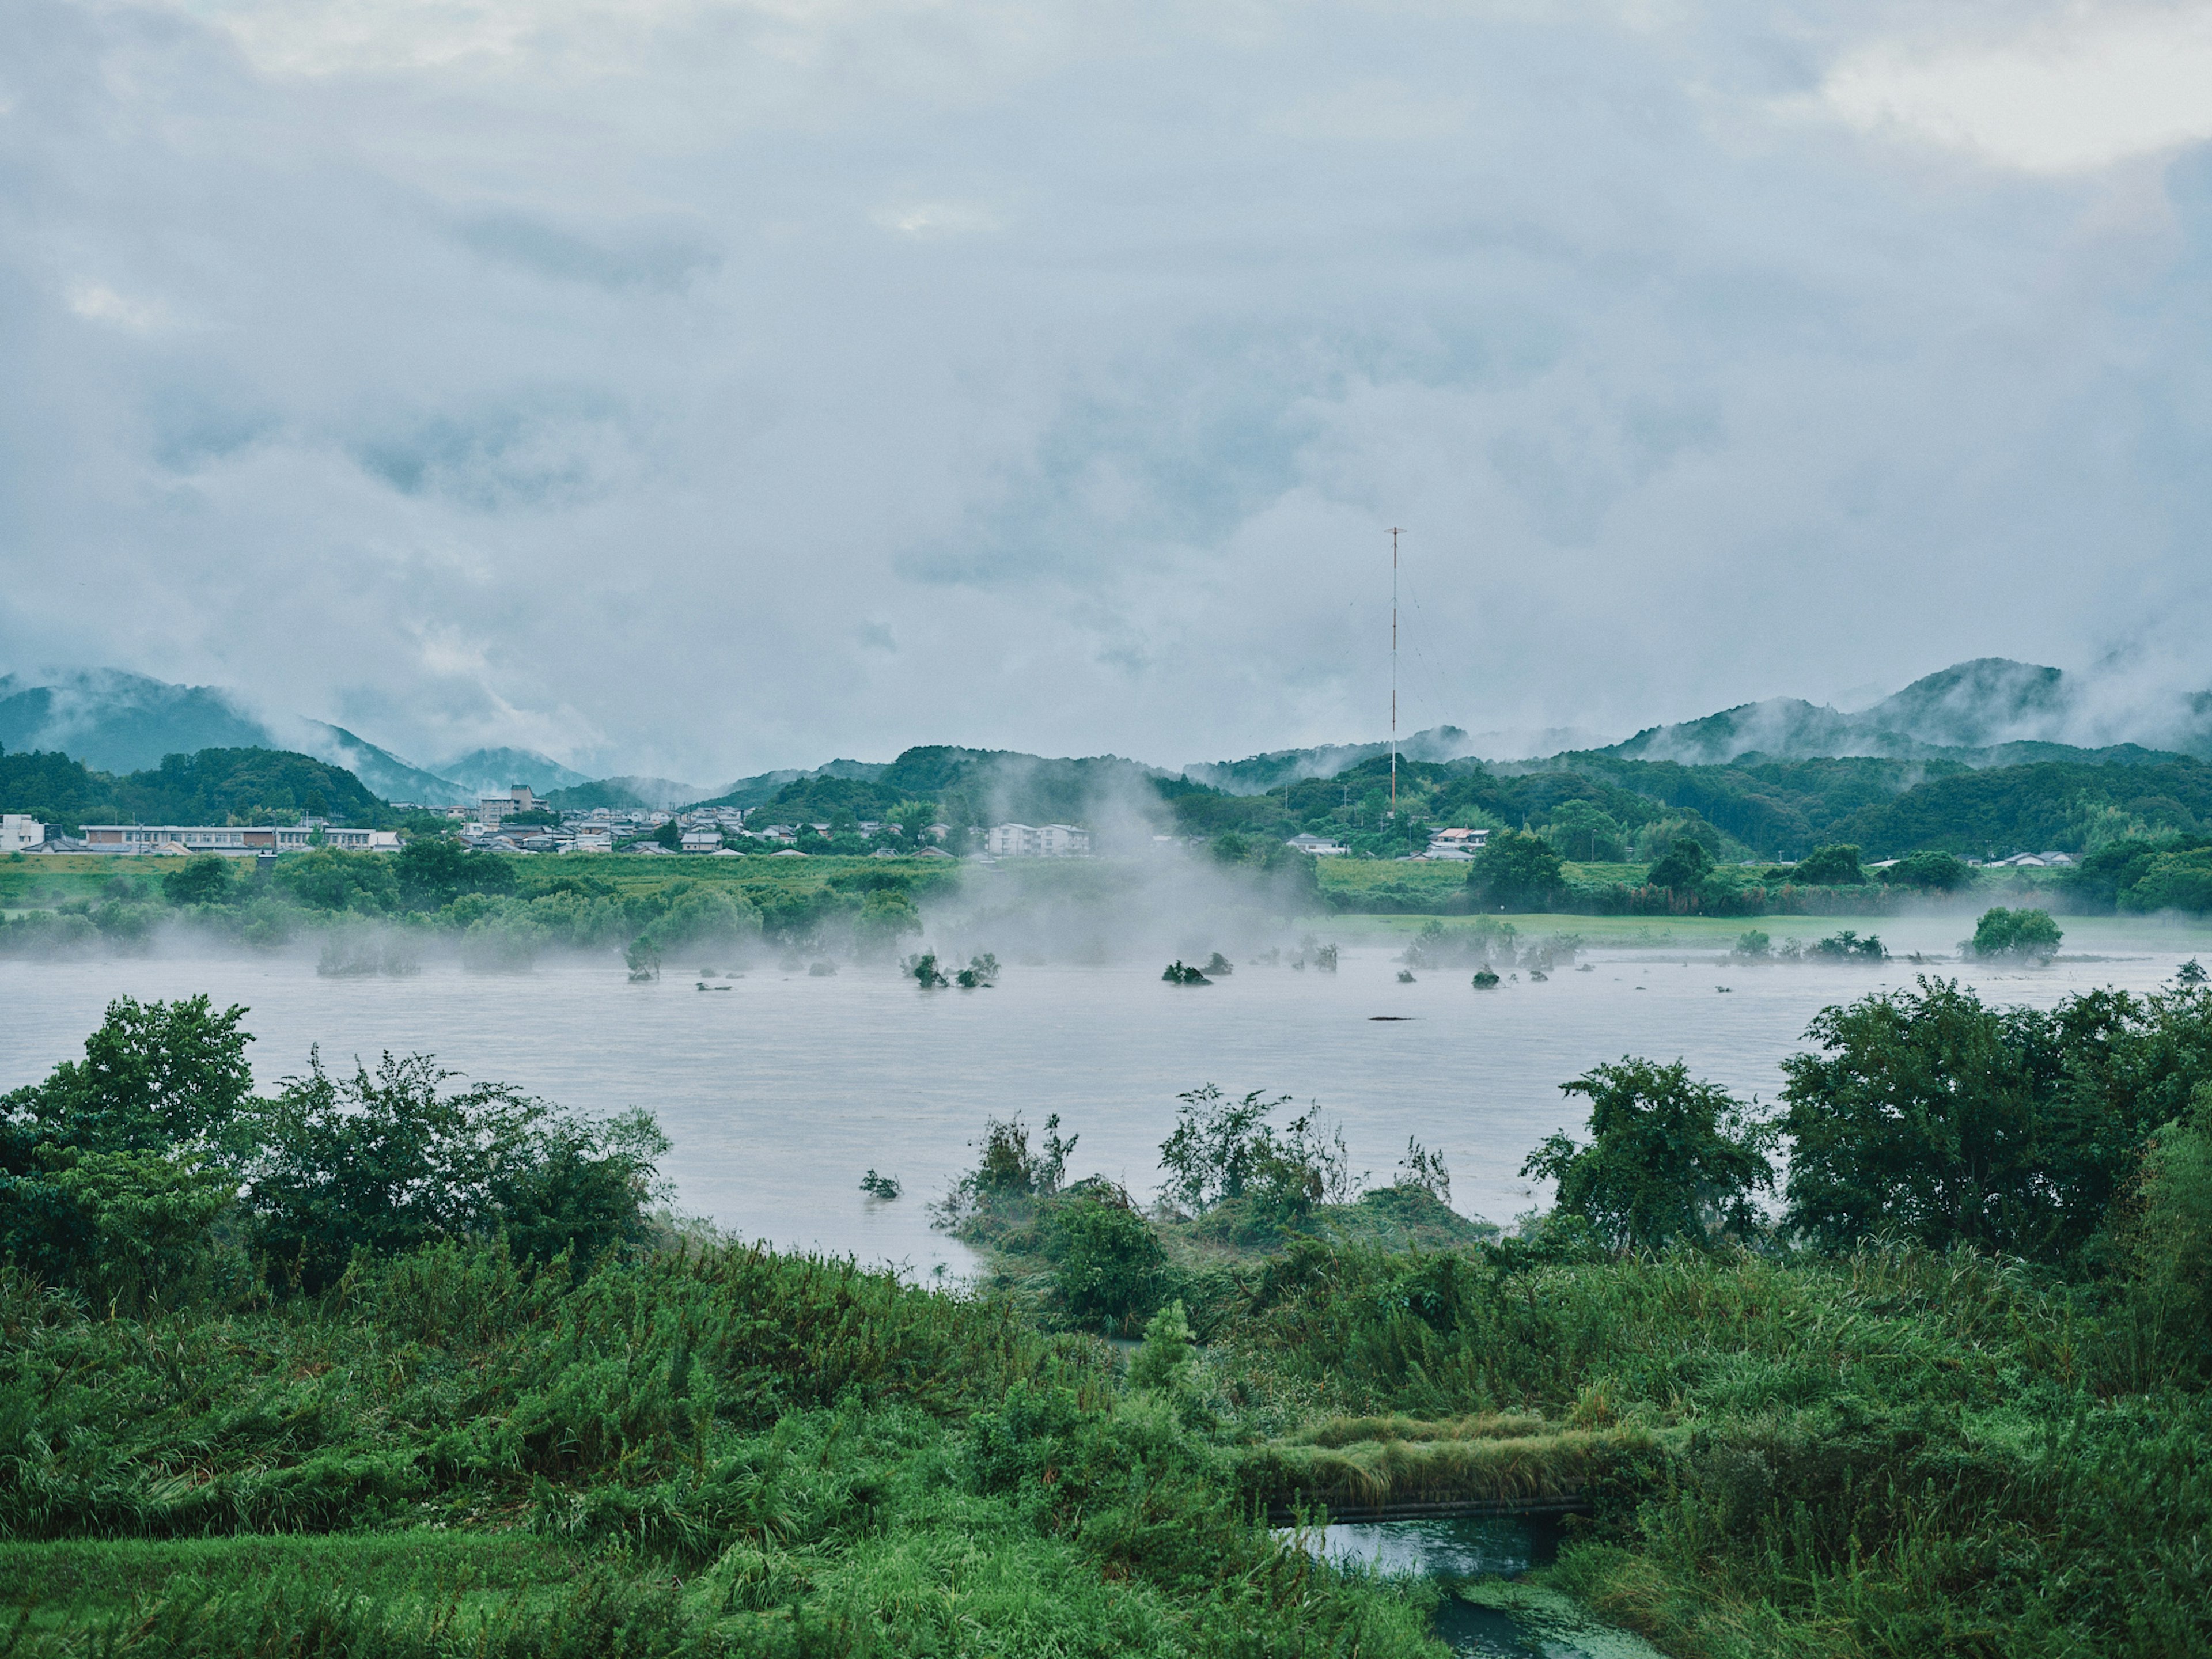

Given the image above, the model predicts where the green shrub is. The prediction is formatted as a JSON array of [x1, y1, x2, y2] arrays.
[[1790, 843, 1865, 885], [1878, 849, 1975, 891], [1968, 905, 2063, 959], [1521, 1058, 1772, 1251], [160, 856, 238, 908], [1050, 1196, 1171, 1330]]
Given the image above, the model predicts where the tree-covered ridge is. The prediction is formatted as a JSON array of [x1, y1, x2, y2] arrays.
[[0, 744, 388, 832]]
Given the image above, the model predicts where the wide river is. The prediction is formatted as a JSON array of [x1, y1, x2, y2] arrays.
[[5, 914, 2207, 1275]]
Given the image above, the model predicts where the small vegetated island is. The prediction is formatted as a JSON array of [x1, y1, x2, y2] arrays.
[[0, 965, 2209, 1655]]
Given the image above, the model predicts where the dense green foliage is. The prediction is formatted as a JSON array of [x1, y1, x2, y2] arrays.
[[1788, 843, 1864, 885], [1877, 848, 1975, 890], [1967, 905, 2064, 960], [0, 744, 386, 832], [7, 978, 2212, 1654], [0, 998, 667, 1306], [1778, 978, 2211, 1264], [1468, 830, 1566, 909], [1522, 1060, 1772, 1251]]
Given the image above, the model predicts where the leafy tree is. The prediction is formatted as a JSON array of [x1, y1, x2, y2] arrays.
[[1777, 978, 2212, 1262], [1158, 1087, 1282, 1210], [161, 856, 237, 907], [2122, 1099, 2212, 1377], [2061, 834, 2198, 911], [1210, 831, 1253, 864], [1791, 844, 1865, 885], [1880, 850, 1975, 891], [888, 800, 940, 844], [1968, 907, 2063, 961], [1521, 1059, 1772, 1251], [396, 838, 516, 908], [1547, 800, 1625, 862], [41, 1149, 238, 1308], [1644, 837, 1711, 892], [960, 1112, 1075, 1199], [855, 888, 922, 953], [2123, 847, 2212, 915], [0, 997, 258, 1302], [653, 819, 683, 851], [632, 887, 762, 960], [1156, 1085, 1354, 1222], [274, 847, 399, 912], [3, 995, 256, 1157], [1813, 929, 1887, 961], [1467, 830, 1565, 910], [248, 1051, 665, 1290]]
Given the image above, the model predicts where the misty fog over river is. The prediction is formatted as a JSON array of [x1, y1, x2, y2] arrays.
[[5, 915, 2208, 1277]]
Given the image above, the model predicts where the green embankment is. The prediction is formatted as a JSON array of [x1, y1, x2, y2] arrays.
[[5, 975, 2212, 1656]]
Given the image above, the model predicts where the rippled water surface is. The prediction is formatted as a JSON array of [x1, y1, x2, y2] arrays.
[[3, 915, 2205, 1274]]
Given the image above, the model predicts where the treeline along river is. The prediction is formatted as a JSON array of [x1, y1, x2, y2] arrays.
[[3, 914, 2204, 1271]]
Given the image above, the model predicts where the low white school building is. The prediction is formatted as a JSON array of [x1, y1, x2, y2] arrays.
[[77, 824, 399, 855]]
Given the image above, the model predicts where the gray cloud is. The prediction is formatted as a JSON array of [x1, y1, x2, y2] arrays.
[[2, 0, 2209, 782]]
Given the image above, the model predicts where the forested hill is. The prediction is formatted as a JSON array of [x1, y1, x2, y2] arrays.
[[693, 746, 1175, 831], [9, 732, 2210, 868], [0, 746, 388, 832], [1535, 752, 2212, 859], [1153, 749, 2212, 864]]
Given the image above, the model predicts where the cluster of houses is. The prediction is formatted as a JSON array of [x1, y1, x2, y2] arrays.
[[0, 789, 2086, 873]]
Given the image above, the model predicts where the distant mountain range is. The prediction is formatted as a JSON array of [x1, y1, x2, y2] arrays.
[[4, 657, 2209, 818], [0, 671, 627, 810], [0, 671, 478, 805], [1600, 658, 2212, 766], [1183, 724, 1609, 796]]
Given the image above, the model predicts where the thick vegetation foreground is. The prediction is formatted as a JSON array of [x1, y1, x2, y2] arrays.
[[0, 986, 2209, 1656]]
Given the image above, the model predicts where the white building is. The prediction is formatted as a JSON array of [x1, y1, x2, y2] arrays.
[[679, 828, 724, 854], [1, 815, 46, 853], [986, 823, 1090, 857], [1037, 823, 1091, 856], [1284, 832, 1349, 856], [77, 824, 399, 855]]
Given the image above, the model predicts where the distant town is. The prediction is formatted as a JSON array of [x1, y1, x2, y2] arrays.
[[0, 785, 1521, 863]]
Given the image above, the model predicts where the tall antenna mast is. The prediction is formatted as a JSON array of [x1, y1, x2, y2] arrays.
[[1389, 527, 1402, 816]]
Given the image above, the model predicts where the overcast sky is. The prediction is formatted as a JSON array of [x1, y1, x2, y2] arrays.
[[5, 0, 2211, 783]]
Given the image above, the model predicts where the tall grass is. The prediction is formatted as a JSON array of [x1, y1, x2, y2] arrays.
[[1219, 1239, 2212, 1658], [0, 1241, 1444, 1657]]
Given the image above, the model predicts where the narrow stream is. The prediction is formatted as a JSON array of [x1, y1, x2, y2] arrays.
[[1287, 1517, 1665, 1658]]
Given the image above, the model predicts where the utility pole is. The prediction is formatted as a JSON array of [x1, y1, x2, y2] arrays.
[[1389, 527, 1402, 817]]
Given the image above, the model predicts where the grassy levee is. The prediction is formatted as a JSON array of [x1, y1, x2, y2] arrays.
[[1236, 1418, 1652, 1513], [1215, 1240, 2212, 1657]]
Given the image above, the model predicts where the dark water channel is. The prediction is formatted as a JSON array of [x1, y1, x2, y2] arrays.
[[1288, 1517, 1662, 1658]]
